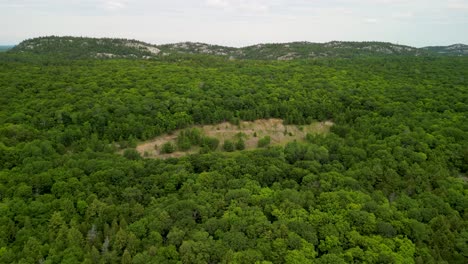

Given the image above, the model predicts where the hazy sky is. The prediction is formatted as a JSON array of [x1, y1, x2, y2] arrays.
[[1, 0, 467, 47]]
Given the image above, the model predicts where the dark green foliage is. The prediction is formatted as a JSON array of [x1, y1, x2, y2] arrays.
[[176, 128, 203, 151], [201, 137, 219, 151], [176, 131, 192, 151], [186, 128, 202, 146], [223, 140, 235, 152], [236, 138, 246, 150], [258, 136, 271, 148], [161, 142, 176, 154], [0, 48, 467, 264], [123, 149, 141, 160]]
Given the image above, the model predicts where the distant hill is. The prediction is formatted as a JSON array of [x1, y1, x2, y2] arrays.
[[8, 36, 468, 60], [0, 45, 14, 52], [161, 41, 428, 59], [9, 36, 161, 59], [422, 44, 468, 56]]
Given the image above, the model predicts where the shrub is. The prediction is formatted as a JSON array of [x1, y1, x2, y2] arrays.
[[123, 149, 141, 160], [187, 128, 202, 145], [236, 138, 245, 150], [161, 142, 176, 154], [223, 140, 235, 152], [176, 133, 191, 151], [201, 136, 219, 151], [257, 136, 271, 148]]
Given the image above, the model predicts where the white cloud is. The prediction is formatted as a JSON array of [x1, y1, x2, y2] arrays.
[[205, 0, 270, 13], [447, 0, 468, 10], [101, 0, 126, 11], [392, 12, 414, 19], [205, 0, 230, 8], [3, 3, 25, 8], [364, 18, 378, 24]]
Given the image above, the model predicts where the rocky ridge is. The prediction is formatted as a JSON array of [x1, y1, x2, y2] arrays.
[[9, 36, 468, 60]]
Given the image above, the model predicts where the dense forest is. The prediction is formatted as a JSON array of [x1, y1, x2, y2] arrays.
[[0, 40, 467, 263]]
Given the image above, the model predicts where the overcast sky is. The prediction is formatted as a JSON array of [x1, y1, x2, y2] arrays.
[[1, 0, 467, 47]]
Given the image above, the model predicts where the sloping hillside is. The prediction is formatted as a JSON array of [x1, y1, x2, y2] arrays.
[[10, 36, 161, 59], [9, 36, 468, 60], [238, 41, 427, 59], [159, 40, 429, 59], [422, 44, 468, 56]]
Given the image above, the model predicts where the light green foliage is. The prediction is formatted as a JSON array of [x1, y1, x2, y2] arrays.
[[121, 249, 132, 264], [257, 136, 271, 148], [0, 47, 466, 264], [176, 130, 193, 151]]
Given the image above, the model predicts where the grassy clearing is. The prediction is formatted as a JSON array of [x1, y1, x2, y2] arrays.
[[134, 119, 333, 159]]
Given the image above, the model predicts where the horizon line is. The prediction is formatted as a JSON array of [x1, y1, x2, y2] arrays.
[[6, 35, 468, 49]]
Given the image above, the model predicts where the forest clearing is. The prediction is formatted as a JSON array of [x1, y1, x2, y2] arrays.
[[135, 119, 334, 158]]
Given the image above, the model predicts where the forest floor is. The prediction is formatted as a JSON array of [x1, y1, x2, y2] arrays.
[[135, 119, 334, 159]]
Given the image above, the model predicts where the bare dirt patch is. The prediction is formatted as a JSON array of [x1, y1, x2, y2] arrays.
[[134, 119, 333, 159]]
